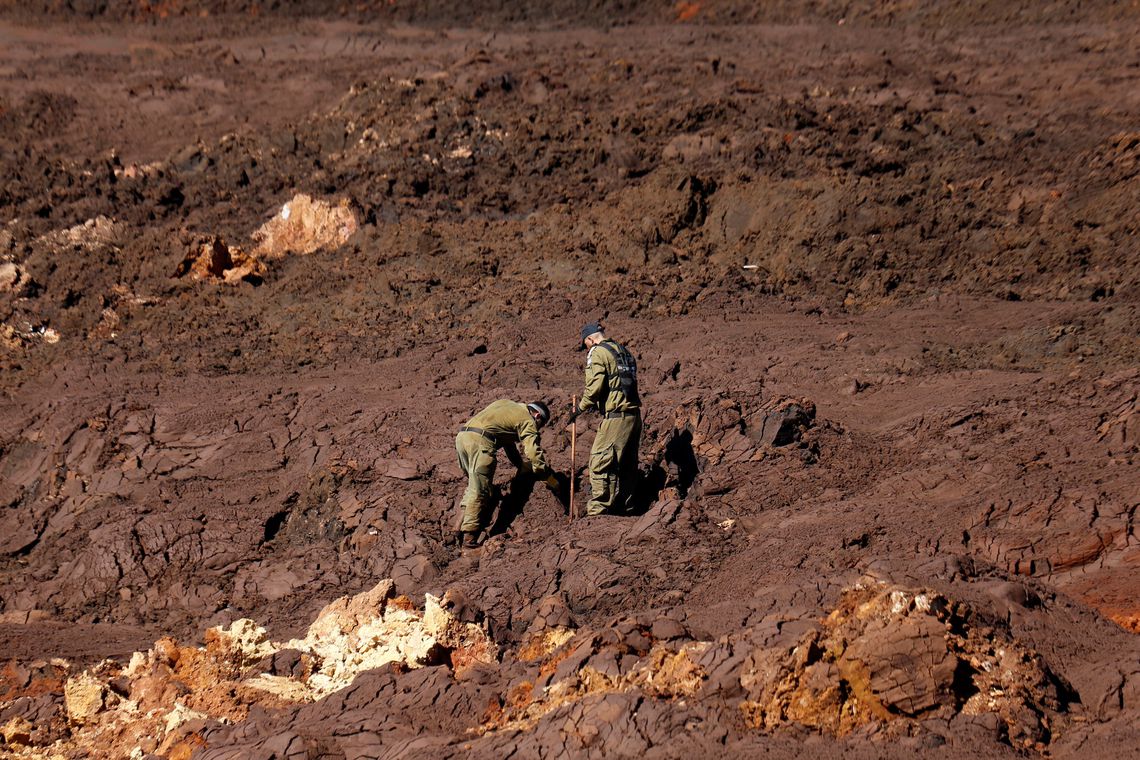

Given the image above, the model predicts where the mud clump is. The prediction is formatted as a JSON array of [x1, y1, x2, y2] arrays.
[[175, 237, 265, 284], [174, 194, 357, 285], [30, 579, 1079, 758], [474, 581, 1071, 754]]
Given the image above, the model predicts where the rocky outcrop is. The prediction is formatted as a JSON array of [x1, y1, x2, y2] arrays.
[[0, 580, 494, 758], [738, 582, 1070, 750], [0, 578, 1085, 758]]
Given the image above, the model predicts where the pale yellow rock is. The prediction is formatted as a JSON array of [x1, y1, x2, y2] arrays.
[[242, 580, 496, 701], [163, 702, 208, 734], [208, 618, 275, 665], [252, 194, 358, 259], [1, 715, 33, 745], [422, 593, 497, 665], [0, 262, 20, 291], [519, 627, 576, 661], [64, 672, 105, 724], [37, 216, 122, 252], [243, 674, 318, 702], [637, 641, 711, 697], [304, 578, 394, 640]]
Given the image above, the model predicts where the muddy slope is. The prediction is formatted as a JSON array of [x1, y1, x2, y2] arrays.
[[1, 20, 1136, 383], [1, 6, 1138, 760]]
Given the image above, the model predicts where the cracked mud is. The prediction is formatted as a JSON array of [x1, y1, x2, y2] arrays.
[[1, 1, 1138, 758]]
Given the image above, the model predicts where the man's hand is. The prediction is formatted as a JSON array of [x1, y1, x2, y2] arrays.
[[565, 407, 581, 426]]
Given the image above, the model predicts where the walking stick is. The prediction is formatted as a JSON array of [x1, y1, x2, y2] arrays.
[[569, 394, 577, 523]]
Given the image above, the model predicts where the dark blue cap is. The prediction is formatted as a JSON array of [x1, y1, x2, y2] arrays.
[[580, 322, 603, 348]]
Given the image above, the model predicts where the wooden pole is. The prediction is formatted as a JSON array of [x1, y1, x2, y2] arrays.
[[569, 394, 577, 522]]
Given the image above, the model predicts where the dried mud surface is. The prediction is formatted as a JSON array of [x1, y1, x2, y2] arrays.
[[1, 3, 1139, 758]]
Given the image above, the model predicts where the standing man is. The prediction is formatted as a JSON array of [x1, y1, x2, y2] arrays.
[[455, 399, 559, 548], [572, 321, 642, 516]]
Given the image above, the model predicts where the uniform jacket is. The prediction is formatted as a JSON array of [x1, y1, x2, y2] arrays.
[[579, 339, 640, 416], [464, 399, 550, 474]]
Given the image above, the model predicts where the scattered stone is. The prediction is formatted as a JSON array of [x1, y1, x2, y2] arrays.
[[12, 579, 501, 757], [239, 579, 498, 699], [839, 376, 868, 396], [115, 161, 163, 180], [163, 701, 209, 735], [738, 581, 1069, 747], [36, 216, 122, 252], [378, 458, 421, 480], [205, 618, 276, 667]]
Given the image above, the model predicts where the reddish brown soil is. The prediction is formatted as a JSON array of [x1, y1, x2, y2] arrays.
[[1, 3, 1138, 758]]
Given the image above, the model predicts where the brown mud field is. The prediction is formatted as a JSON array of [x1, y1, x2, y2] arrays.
[[1, 2, 1139, 757]]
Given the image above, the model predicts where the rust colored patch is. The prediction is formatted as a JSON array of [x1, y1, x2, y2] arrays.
[[1106, 611, 1140, 634], [480, 696, 505, 726], [389, 594, 418, 612], [507, 680, 534, 710], [165, 732, 207, 760], [0, 660, 66, 701], [675, 1, 702, 21], [537, 645, 575, 677]]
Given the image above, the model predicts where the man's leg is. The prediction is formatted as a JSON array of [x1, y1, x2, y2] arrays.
[[458, 439, 496, 534], [614, 415, 642, 513], [586, 420, 620, 516], [453, 435, 471, 541]]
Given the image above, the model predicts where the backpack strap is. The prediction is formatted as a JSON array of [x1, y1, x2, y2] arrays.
[[593, 341, 640, 407]]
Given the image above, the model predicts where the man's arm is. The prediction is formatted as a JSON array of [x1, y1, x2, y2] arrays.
[[517, 419, 551, 476], [578, 348, 607, 412], [503, 442, 524, 469]]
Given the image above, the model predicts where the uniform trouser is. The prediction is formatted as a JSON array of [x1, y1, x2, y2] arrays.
[[586, 414, 642, 516], [456, 432, 497, 533]]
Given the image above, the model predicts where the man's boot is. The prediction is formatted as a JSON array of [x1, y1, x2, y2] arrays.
[[462, 531, 482, 549], [452, 530, 464, 547]]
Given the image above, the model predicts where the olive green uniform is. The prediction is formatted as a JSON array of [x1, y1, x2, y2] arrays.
[[578, 339, 641, 515], [455, 399, 552, 533]]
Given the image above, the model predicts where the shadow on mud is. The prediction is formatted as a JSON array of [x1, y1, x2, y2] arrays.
[[481, 428, 699, 531], [489, 473, 538, 536], [628, 429, 699, 516]]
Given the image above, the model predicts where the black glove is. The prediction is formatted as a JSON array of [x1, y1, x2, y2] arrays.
[[566, 407, 582, 426]]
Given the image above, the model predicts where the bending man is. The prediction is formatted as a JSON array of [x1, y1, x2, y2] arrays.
[[455, 399, 558, 548]]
